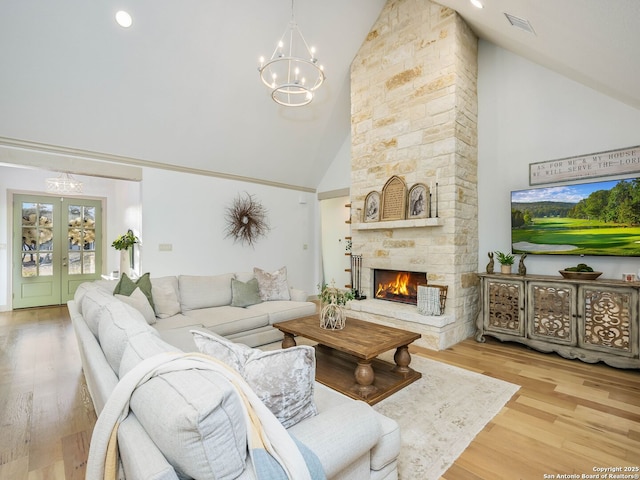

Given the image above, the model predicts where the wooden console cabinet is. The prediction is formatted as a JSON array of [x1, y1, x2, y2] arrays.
[[476, 273, 639, 369]]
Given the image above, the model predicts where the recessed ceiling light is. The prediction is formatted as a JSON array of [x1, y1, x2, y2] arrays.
[[115, 10, 133, 28], [470, 0, 484, 8]]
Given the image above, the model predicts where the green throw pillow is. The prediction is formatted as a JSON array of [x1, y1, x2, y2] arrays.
[[230, 278, 262, 308], [114, 272, 155, 312]]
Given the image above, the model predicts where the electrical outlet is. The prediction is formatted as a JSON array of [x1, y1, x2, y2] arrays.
[[158, 243, 173, 252]]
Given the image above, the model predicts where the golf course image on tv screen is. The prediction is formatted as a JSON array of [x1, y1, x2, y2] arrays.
[[511, 178, 640, 256]]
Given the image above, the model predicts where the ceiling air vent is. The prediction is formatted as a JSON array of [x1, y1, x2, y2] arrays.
[[503, 12, 536, 35]]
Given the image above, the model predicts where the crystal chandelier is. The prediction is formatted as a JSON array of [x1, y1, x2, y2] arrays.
[[45, 173, 83, 194], [258, 0, 325, 107]]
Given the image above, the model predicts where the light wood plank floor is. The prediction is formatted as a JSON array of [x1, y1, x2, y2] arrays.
[[0, 306, 638, 479]]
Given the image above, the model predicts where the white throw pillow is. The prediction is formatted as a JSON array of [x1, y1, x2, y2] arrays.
[[253, 266, 291, 301], [151, 276, 181, 318], [116, 287, 157, 325], [191, 330, 317, 428]]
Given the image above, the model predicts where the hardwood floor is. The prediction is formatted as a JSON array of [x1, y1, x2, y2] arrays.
[[0, 306, 638, 479], [0, 306, 95, 480]]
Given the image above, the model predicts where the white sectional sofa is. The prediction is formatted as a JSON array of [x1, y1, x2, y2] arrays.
[[69, 271, 401, 480], [92, 270, 317, 351]]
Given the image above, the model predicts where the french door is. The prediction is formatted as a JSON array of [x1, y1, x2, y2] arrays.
[[12, 194, 103, 308]]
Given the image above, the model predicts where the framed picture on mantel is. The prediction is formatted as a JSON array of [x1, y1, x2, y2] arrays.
[[407, 183, 429, 219], [364, 191, 380, 222]]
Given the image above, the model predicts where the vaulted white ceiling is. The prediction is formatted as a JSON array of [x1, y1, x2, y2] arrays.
[[1, 1, 638, 191]]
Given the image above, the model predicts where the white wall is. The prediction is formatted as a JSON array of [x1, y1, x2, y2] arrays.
[[478, 40, 640, 279], [140, 168, 318, 295], [316, 135, 352, 194]]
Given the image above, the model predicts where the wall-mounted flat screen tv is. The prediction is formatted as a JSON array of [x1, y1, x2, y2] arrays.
[[511, 178, 640, 256]]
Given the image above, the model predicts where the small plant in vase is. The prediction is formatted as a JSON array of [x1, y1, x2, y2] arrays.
[[318, 281, 355, 330], [495, 251, 515, 274], [112, 230, 139, 277]]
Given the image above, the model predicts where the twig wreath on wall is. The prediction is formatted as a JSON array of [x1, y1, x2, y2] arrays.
[[224, 192, 270, 247]]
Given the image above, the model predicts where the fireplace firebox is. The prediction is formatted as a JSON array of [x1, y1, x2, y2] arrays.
[[373, 269, 427, 305]]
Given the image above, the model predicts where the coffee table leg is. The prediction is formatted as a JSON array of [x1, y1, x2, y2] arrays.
[[393, 345, 413, 377], [354, 360, 377, 398], [281, 333, 296, 349]]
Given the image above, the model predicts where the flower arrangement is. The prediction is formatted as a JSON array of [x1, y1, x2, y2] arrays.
[[318, 281, 355, 306], [111, 230, 139, 251]]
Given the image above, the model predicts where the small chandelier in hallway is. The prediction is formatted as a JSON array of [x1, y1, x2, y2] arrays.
[[258, 0, 325, 107], [45, 173, 83, 195]]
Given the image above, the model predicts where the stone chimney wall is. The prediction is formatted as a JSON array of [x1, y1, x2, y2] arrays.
[[349, 0, 479, 348]]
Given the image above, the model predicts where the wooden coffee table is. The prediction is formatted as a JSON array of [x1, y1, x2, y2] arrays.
[[273, 315, 421, 405]]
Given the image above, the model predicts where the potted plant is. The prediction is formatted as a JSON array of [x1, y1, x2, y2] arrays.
[[318, 281, 355, 330], [495, 251, 515, 274], [112, 229, 139, 276]]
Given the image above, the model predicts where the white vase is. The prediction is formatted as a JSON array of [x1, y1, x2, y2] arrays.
[[119, 250, 130, 278], [320, 302, 346, 330]]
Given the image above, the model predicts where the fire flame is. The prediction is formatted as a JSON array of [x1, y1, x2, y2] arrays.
[[376, 272, 412, 297]]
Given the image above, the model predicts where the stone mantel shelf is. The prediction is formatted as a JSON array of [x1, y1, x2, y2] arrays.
[[352, 218, 444, 230]]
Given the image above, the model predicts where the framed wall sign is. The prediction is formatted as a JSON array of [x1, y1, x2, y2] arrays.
[[380, 175, 407, 221], [530, 145, 640, 185]]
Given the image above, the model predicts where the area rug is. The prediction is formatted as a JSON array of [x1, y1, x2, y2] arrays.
[[373, 353, 520, 479]]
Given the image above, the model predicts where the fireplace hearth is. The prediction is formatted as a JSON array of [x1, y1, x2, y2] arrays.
[[373, 269, 427, 305]]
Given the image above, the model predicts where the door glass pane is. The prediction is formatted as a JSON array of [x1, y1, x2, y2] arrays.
[[39, 253, 53, 276], [68, 252, 82, 275], [83, 252, 95, 274], [21, 202, 54, 277]]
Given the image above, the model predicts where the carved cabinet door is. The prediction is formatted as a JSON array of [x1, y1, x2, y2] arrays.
[[484, 278, 525, 337], [527, 281, 577, 346], [578, 285, 638, 358]]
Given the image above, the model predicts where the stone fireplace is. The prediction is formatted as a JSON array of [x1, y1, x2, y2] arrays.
[[347, 0, 480, 350]]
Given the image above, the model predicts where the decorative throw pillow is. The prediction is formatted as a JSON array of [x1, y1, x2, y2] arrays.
[[253, 266, 291, 301], [151, 276, 181, 318], [116, 287, 157, 325], [230, 278, 263, 308], [191, 330, 317, 428], [114, 272, 155, 312]]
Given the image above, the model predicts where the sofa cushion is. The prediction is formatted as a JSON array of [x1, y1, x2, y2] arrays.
[[192, 330, 318, 428], [97, 301, 159, 374], [254, 266, 291, 301], [151, 276, 181, 318], [81, 288, 120, 337], [246, 300, 317, 324], [116, 287, 157, 325], [230, 278, 263, 308], [127, 365, 247, 480], [114, 273, 155, 313], [119, 331, 181, 378], [183, 306, 269, 336], [178, 274, 234, 311]]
